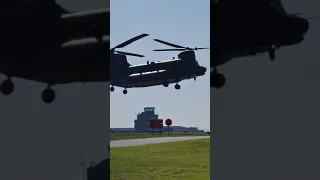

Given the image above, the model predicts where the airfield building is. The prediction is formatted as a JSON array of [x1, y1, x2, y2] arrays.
[[110, 107, 205, 133], [134, 107, 158, 132]]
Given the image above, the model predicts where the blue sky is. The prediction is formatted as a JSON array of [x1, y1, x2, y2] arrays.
[[110, 0, 210, 131]]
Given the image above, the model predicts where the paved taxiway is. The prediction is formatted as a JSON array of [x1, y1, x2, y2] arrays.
[[110, 136, 210, 147]]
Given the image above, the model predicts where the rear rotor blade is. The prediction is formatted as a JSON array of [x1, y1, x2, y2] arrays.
[[115, 51, 145, 57], [153, 39, 185, 48], [153, 48, 186, 51], [113, 33, 149, 49]]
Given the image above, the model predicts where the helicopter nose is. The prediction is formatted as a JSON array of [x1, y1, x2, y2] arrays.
[[203, 67, 207, 73], [196, 66, 207, 75], [296, 17, 309, 35]]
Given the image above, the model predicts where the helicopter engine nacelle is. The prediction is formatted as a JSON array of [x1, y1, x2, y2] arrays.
[[148, 61, 156, 72]]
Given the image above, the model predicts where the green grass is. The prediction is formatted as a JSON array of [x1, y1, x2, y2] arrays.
[[110, 132, 209, 141], [110, 138, 210, 180]]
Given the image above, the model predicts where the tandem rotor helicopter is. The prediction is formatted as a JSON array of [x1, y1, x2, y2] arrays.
[[110, 35, 208, 94], [211, 0, 320, 89]]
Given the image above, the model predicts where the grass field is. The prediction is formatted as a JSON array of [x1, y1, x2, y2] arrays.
[[110, 132, 209, 141], [110, 138, 210, 180]]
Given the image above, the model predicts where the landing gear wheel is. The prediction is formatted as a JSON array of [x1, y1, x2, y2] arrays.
[[42, 88, 56, 104], [0, 79, 14, 95], [123, 89, 127, 94], [269, 46, 276, 61], [110, 86, 115, 92], [211, 72, 226, 89], [163, 81, 169, 87], [174, 84, 180, 90]]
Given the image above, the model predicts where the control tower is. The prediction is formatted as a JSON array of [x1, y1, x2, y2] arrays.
[[134, 107, 158, 132]]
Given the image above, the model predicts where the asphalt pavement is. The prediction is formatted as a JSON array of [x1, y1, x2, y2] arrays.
[[110, 136, 210, 147]]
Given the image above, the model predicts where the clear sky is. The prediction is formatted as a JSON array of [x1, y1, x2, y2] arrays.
[[110, 0, 210, 131], [211, 0, 320, 178]]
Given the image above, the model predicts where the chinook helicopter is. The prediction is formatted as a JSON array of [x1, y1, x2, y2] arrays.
[[110, 38, 208, 94], [211, 0, 319, 88]]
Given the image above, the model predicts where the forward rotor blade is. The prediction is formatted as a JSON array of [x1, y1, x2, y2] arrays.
[[153, 48, 186, 51], [291, 12, 303, 16], [291, 12, 320, 20], [115, 51, 144, 57], [306, 16, 320, 20], [153, 47, 209, 51], [113, 33, 149, 49], [153, 39, 185, 48], [195, 47, 210, 50]]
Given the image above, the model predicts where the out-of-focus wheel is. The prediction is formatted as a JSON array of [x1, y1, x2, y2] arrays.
[[211, 72, 225, 89], [0, 79, 14, 95], [42, 88, 56, 104]]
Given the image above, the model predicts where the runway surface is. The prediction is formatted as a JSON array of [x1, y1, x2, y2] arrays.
[[110, 136, 210, 147]]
